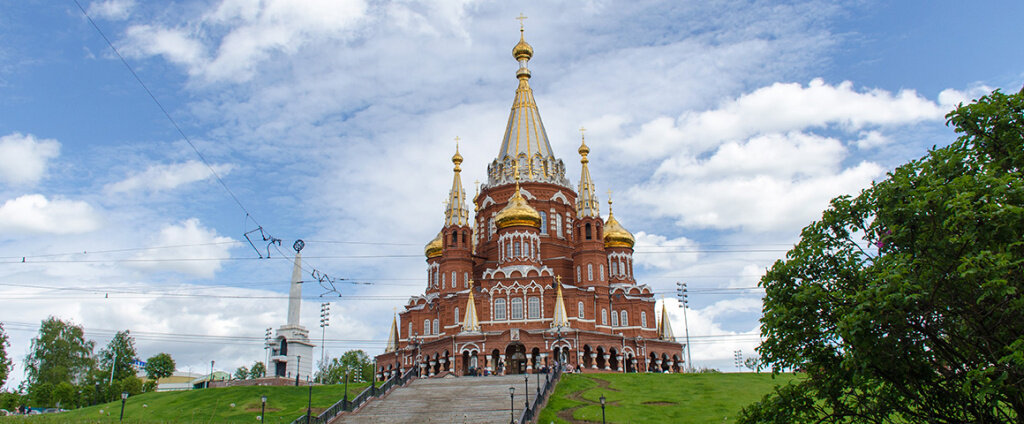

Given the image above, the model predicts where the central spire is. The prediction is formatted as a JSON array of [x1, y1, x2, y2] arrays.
[[576, 127, 600, 218], [445, 139, 470, 226], [488, 23, 569, 188]]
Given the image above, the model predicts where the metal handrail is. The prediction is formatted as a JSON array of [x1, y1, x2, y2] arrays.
[[518, 367, 562, 424], [290, 368, 419, 424]]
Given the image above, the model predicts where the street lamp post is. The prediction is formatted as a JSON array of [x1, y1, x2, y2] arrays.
[[509, 387, 515, 424], [260, 395, 267, 422], [119, 392, 128, 422], [523, 375, 529, 410], [296, 356, 301, 386], [343, 367, 350, 409], [600, 394, 606, 424], [208, 360, 215, 389], [305, 377, 313, 424]]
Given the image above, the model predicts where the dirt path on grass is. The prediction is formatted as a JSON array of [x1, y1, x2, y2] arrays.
[[556, 376, 620, 424]]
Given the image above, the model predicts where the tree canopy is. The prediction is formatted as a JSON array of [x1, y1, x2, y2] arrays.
[[740, 89, 1024, 423], [97, 330, 138, 382], [316, 350, 373, 384], [144, 353, 176, 380], [24, 317, 94, 387], [0, 323, 11, 389], [249, 361, 266, 379]]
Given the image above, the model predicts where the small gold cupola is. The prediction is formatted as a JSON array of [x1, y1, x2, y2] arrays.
[[495, 182, 542, 229], [604, 197, 635, 249], [445, 139, 470, 227], [424, 231, 443, 258], [576, 127, 600, 218]]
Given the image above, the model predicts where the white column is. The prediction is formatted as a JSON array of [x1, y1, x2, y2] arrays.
[[287, 251, 303, 326]]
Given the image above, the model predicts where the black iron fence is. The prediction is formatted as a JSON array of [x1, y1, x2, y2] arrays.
[[518, 367, 562, 424], [290, 367, 418, 424]]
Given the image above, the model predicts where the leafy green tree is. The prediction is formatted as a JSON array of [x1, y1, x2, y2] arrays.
[[24, 317, 95, 388], [315, 350, 373, 384], [97, 330, 138, 383], [249, 361, 266, 379], [233, 366, 248, 380], [0, 323, 11, 389], [143, 353, 175, 380], [52, 381, 75, 408], [740, 89, 1024, 423]]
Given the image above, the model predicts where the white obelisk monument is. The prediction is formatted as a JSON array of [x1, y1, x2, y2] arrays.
[[266, 240, 315, 382]]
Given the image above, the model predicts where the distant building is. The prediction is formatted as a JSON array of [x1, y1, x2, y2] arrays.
[[375, 29, 684, 379], [266, 249, 315, 381]]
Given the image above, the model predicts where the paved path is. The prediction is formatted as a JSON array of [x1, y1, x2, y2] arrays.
[[331, 375, 535, 424]]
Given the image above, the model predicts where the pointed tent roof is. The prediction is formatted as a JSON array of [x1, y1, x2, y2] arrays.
[[657, 300, 675, 341], [576, 131, 600, 218], [497, 29, 556, 176], [384, 313, 399, 353], [445, 141, 470, 227], [461, 280, 481, 332], [550, 276, 570, 328]]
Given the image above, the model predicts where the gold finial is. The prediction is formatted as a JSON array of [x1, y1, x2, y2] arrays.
[[578, 127, 590, 160], [513, 14, 533, 62], [608, 189, 613, 213], [516, 13, 528, 29], [579, 126, 586, 140], [452, 137, 463, 170], [468, 279, 474, 289], [556, 275, 561, 284]]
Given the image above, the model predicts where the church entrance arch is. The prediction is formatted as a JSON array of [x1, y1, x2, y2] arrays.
[[582, 345, 593, 369], [505, 343, 527, 374], [609, 348, 619, 371]]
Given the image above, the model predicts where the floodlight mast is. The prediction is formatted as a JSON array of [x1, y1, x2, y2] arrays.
[[676, 282, 693, 372]]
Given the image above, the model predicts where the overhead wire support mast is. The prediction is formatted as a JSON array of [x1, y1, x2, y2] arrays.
[[676, 281, 693, 372]]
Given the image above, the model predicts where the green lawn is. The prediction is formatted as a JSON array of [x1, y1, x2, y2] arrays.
[[537, 373, 800, 424], [0, 383, 369, 424]]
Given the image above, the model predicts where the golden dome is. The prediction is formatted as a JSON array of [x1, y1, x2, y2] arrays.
[[512, 30, 533, 61], [495, 184, 541, 229], [424, 231, 443, 258], [604, 198, 635, 248]]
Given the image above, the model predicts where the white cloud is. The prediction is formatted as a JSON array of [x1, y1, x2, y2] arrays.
[[0, 133, 60, 185], [632, 231, 700, 270], [634, 131, 884, 232], [659, 297, 763, 369], [88, 0, 135, 20], [938, 85, 995, 110], [122, 0, 368, 83], [106, 160, 232, 193], [130, 218, 237, 278], [0, 194, 101, 234], [618, 79, 947, 160]]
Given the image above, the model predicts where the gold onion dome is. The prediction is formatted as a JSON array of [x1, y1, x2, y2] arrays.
[[604, 199, 635, 248], [512, 29, 533, 61], [424, 231, 443, 258], [495, 184, 541, 229]]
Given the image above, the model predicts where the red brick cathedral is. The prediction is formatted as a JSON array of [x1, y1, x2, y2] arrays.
[[375, 29, 684, 379]]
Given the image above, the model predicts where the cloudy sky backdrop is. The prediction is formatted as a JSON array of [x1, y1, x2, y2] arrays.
[[1, 0, 1022, 387]]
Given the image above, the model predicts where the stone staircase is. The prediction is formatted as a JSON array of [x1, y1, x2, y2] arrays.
[[330, 375, 535, 424]]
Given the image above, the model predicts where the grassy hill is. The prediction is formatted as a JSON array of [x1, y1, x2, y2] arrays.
[[0, 382, 369, 424], [538, 372, 800, 424]]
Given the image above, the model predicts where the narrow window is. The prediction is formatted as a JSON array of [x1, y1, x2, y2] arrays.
[[611, 311, 619, 327], [494, 299, 507, 320], [528, 297, 540, 319], [601, 309, 607, 325], [463, 273, 468, 288], [576, 266, 581, 282], [621, 311, 628, 327], [441, 272, 445, 288], [611, 261, 617, 276], [451, 271, 456, 287], [540, 212, 548, 235], [600, 264, 604, 281], [585, 223, 592, 240], [424, 319, 430, 335], [432, 319, 439, 335], [514, 241, 521, 257], [587, 264, 593, 281], [451, 230, 457, 247], [408, 322, 412, 338], [510, 298, 524, 320], [455, 307, 460, 324], [577, 301, 585, 319], [641, 311, 647, 328], [556, 214, 563, 238], [524, 241, 530, 258]]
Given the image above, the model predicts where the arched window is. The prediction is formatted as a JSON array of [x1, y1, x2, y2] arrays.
[[587, 264, 593, 281], [488, 218, 495, 239], [641, 311, 647, 328], [463, 273, 469, 288], [600, 264, 604, 281], [424, 319, 430, 335], [621, 311, 628, 327], [540, 212, 548, 235], [461, 231, 466, 244], [455, 307, 460, 324], [507, 242, 512, 258], [441, 272, 445, 287], [408, 322, 412, 338], [576, 266, 581, 282], [611, 260, 617, 276], [451, 271, 456, 287], [556, 214, 563, 238], [601, 309, 607, 325], [524, 241, 530, 258], [611, 311, 619, 327], [494, 298, 507, 320], [432, 319, 439, 335], [585, 222, 592, 240], [528, 297, 540, 319], [514, 241, 521, 257], [510, 298, 524, 320], [577, 302, 585, 319]]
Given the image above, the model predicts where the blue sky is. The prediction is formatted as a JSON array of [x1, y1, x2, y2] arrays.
[[1, 0, 1022, 387]]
